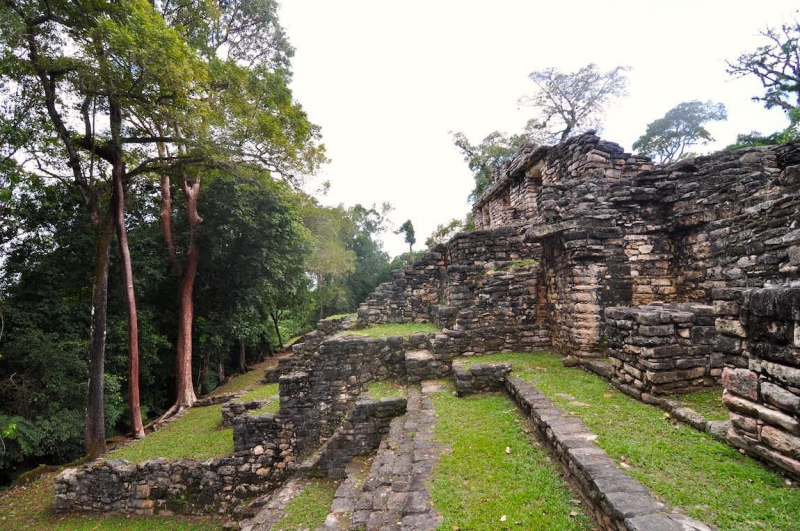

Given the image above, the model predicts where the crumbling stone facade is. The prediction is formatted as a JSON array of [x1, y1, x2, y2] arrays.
[[364, 132, 800, 477]]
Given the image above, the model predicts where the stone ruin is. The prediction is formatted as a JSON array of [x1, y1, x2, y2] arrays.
[[361, 131, 800, 477], [54, 133, 800, 528]]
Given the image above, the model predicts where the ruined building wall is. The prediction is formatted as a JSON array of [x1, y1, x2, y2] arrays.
[[358, 226, 548, 355]]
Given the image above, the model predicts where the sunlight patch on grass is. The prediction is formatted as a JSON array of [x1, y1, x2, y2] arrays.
[[472, 351, 800, 531], [111, 405, 232, 463], [342, 322, 439, 338], [431, 382, 593, 531]]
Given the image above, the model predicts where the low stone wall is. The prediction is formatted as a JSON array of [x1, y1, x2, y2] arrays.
[[276, 333, 443, 453], [453, 362, 511, 396], [55, 414, 295, 515], [718, 286, 800, 479], [505, 376, 712, 531], [314, 397, 407, 479], [604, 303, 719, 395], [221, 399, 271, 427]]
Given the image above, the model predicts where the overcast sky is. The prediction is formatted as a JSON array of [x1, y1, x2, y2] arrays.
[[279, 1, 798, 257]]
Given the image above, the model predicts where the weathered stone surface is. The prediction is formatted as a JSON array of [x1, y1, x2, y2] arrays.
[[722, 368, 759, 400]]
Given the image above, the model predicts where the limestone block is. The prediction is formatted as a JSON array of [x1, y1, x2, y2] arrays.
[[715, 318, 747, 338], [722, 368, 759, 401], [761, 381, 800, 414], [761, 425, 800, 459]]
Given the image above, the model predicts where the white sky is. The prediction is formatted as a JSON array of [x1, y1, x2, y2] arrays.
[[279, 0, 798, 257]]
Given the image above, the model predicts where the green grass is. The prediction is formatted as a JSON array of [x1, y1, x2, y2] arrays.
[[473, 352, 800, 530], [430, 382, 593, 530], [679, 386, 729, 421], [363, 379, 407, 400], [505, 259, 539, 269], [0, 470, 223, 530], [342, 322, 439, 338], [207, 359, 273, 396], [111, 405, 232, 463], [240, 383, 279, 401], [272, 479, 338, 531]]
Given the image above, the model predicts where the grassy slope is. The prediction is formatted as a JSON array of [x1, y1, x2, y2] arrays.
[[474, 352, 800, 531], [431, 382, 593, 530], [0, 362, 278, 530]]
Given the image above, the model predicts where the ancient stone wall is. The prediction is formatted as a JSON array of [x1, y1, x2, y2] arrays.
[[55, 413, 295, 515], [277, 333, 436, 453], [717, 286, 800, 479], [604, 303, 719, 395], [453, 362, 511, 396], [314, 397, 407, 479], [358, 226, 548, 356]]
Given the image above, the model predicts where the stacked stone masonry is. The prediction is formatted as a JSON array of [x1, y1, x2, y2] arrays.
[[604, 303, 720, 395], [717, 286, 800, 479]]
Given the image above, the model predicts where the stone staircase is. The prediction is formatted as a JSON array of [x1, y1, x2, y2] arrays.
[[321, 382, 443, 530]]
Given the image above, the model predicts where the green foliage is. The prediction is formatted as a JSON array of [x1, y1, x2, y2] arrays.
[[302, 202, 394, 320], [425, 218, 465, 249], [475, 352, 800, 530], [727, 19, 800, 114], [726, 107, 800, 151], [633, 101, 728, 164], [451, 131, 528, 203], [431, 383, 593, 530], [520, 63, 630, 143], [396, 219, 416, 257]]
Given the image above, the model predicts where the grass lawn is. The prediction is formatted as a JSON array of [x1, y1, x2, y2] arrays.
[[679, 386, 729, 421], [473, 352, 800, 531], [363, 379, 407, 400], [430, 382, 593, 530], [343, 322, 439, 338], [111, 404, 232, 462], [272, 479, 338, 531]]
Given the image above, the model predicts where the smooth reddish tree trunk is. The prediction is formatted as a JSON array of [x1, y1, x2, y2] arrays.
[[112, 162, 145, 439], [174, 240, 199, 406], [159, 171, 201, 412]]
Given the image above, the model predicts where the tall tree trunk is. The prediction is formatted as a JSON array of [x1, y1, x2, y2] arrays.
[[174, 239, 199, 407], [156, 160, 201, 417], [270, 311, 283, 350], [173, 178, 201, 408], [112, 163, 145, 439], [85, 218, 113, 456], [238, 340, 247, 374]]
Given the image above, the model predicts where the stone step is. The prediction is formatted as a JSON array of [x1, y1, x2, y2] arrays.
[[236, 477, 310, 531], [321, 382, 444, 531], [405, 350, 450, 382]]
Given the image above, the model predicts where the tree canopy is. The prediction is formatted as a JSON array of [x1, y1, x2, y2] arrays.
[[520, 63, 630, 143], [451, 131, 528, 203], [633, 101, 728, 164], [727, 19, 800, 114]]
